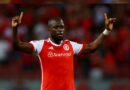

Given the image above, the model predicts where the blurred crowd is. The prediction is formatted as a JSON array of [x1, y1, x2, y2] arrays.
[[0, 0, 130, 4], [0, 3, 130, 85]]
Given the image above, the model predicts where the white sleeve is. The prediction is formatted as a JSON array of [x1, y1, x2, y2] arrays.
[[70, 41, 84, 54], [29, 40, 44, 55]]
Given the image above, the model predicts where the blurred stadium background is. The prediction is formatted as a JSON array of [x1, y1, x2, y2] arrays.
[[0, 1, 130, 90]]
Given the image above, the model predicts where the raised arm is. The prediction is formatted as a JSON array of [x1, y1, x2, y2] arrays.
[[12, 12, 34, 53], [83, 13, 116, 53]]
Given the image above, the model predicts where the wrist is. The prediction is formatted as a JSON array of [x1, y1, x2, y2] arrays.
[[12, 26, 18, 30], [102, 29, 111, 36]]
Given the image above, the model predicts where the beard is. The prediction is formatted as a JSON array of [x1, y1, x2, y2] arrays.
[[55, 35, 64, 41], [51, 34, 64, 44]]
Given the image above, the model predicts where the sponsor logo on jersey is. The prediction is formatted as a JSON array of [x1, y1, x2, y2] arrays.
[[63, 44, 69, 51], [48, 51, 71, 57]]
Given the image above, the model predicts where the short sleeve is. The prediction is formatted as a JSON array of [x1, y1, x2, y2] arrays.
[[29, 40, 44, 55], [70, 41, 85, 55]]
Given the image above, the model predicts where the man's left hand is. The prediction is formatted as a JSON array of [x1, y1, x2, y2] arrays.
[[104, 13, 116, 31]]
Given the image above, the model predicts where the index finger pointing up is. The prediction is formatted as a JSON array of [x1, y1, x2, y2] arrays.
[[19, 12, 23, 23], [104, 13, 108, 20]]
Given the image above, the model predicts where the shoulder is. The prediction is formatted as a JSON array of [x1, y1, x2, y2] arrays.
[[30, 40, 44, 45], [29, 39, 46, 55]]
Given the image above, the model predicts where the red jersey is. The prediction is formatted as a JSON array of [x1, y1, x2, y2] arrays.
[[30, 38, 85, 90]]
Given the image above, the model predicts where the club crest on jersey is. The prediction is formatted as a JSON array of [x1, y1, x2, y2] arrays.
[[63, 44, 69, 51]]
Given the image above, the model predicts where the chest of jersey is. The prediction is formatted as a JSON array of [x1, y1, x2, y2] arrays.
[[39, 41, 74, 61], [39, 41, 74, 72]]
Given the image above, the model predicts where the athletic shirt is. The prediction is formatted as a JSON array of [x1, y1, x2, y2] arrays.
[[30, 38, 85, 90]]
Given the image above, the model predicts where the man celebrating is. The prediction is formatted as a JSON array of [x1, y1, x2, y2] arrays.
[[12, 12, 116, 90]]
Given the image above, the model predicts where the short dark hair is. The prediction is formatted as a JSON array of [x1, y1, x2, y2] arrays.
[[48, 17, 63, 28]]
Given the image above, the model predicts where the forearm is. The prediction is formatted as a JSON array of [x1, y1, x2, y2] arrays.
[[12, 27, 33, 53], [13, 27, 20, 49], [86, 29, 110, 53], [89, 33, 106, 51]]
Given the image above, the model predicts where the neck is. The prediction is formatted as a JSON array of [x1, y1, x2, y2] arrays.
[[50, 37, 62, 45]]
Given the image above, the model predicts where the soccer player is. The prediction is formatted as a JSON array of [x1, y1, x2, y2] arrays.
[[12, 12, 116, 90]]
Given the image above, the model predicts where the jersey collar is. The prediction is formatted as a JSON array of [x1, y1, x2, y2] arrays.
[[48, 38, 63, 46]]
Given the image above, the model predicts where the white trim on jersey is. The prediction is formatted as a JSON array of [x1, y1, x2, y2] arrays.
[[30, 40, 44, 55], [38, 55, 44, 90], [70, 41, 83, 55]]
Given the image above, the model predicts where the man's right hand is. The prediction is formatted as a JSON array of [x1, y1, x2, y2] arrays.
[[12, 12, 23, 28]]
